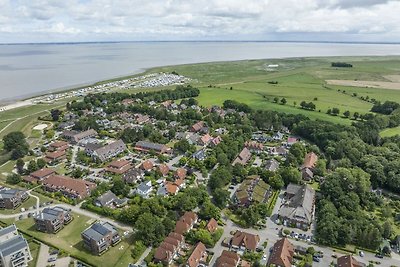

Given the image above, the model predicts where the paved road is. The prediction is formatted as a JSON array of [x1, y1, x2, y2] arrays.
[[37, 243, 50, 267], [135, 246, 152, 265]]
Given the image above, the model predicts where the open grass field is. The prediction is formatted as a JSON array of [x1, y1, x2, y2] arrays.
[[9, 213, 135, 267], [152, 56, 400, 126]]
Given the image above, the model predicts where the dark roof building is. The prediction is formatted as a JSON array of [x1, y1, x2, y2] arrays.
[[81, 222, 120, 255], [0, 224, 32, 267], [86, 140, 127, 162], [0, 189, 29, 210], [34, 206, 72, 233], [134, 141, 171, 154], [278, 184, 315, 230], [62, 129, 97, 143]]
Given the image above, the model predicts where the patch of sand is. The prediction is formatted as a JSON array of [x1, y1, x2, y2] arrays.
[[0, 99, 33, 112], [384, 75, 400, 83], [33, 124, 48, 131], [326, 79, 400, 90]]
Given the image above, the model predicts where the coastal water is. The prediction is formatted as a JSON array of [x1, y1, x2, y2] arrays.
[[1, 41, 400, 101]]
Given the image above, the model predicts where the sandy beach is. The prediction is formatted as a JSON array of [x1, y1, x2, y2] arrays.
[[0, 99, 33, 113]]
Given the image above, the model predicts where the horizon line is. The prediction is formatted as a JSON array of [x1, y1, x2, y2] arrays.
[[1, 40, 400, 45]]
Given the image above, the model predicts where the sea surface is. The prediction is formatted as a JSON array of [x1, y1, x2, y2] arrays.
[[1, 41, 400, 101]]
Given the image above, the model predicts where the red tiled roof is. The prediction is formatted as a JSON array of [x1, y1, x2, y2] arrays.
[[231, 230, 260, 251], [50, 141, 69, 148], [268, 238, 294, 267], [217, 250, 240, 267], [302, 152, 318, 169], [187, 242, 207, 267], [158, 164, 170, 176], [42, 175, 96, 198], [141, 160, 154, 170], [206, 218, 218, 233], [191, 121, 204, 132], [30, 168, 55, 179], [45, 150, 66, 160], [337, 255, 365, 267], [175, 168, 187, 180]]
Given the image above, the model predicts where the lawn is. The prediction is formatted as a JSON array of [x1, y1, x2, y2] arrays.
[[153, 56, 400, 125], [380, 127, 400, 137], [27, 240, 41, 267], [11, 213, 136, 267]]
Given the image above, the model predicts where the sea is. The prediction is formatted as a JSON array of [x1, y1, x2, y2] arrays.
[[1, 41, 400, 102]]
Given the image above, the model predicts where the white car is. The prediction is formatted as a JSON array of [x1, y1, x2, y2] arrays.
[[262, 254, 268, 261]]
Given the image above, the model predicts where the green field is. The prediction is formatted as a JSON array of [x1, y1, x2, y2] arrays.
[[10, 213, 135, 267], [151, 56, 400, 126]]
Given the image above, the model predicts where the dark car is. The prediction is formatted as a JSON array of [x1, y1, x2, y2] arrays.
[[375, 254, 384, 259], [313, 256, 320, 262]]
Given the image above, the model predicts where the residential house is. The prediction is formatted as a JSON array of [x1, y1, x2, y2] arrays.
[[244, 141, 264, 154], [269, 146, 288, 157], [233, 175, 271, 206], [187, 242, 207, 267], [300, 152, 318, 181], [44, 150, 66, 164], [273, 131, 284, 141], [268, 238, 295, 267], [122, 168, 144, 184], [94, 191, 127, 208], [192, 149, 206, 161], [42, 175, 96, 199], [48, 141, 69, 152], [135, 141, 172, 154], [86, 140, 127, 162], [141, 160, 154, 171], [136, 181, 153, 199], [210, 136, 223, 147], [154, 232, 185, 265], [206, 218, 218, 233], [34, 206, 72, 233], [265, 159, 280, 172], [174, 168, 187, 180], [230, 230, 260, 252], [232, 147, 252, 166], [134, 114, 150, 124], [286, 137, 299, 147], [81, 222, 121, 255], [337, 255, 366, 267], [0, 189, 29, 209], [25, 168, 55, 183], [278, 184, 315, 230], [175, 212, 198, 235], [216, 250, 240, 267], [190, 121, 205, 132], [105, 159, 132, 174], [0, 224, 32, 267], [62, 129, 97, 144], [158, 164, 170, 176], [199, 134, 213, 146]]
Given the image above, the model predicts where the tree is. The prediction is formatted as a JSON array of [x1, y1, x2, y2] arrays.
[[353, 112, 360, 120], [199, 200, 221, 220], [332, 108, 340, 116], [50, 109, 62, 121], [343, 110, 351, 118], [280, 167, 301, 185], [27, 160, 38, 174], [382, 221, 393, 239], [111, 178, 130, 197], [213, 188, 230, 208], [174, 139, 191, 153], [6, 173, 21, 184], [269, 174, 284, 189], [36, 158, 47, 169], [134, 213, 165, 246], [16, 159, 25, 174], [2, 131, 29, 159], [273, 97, 279, 103], [280, 98, 287, 105], [288, 143, 306, 165]]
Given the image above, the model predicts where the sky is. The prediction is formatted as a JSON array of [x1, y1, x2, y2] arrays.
[[0, 0, 399, 43]]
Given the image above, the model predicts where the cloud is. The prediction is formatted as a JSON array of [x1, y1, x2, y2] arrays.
[[0, 0, 399, 42]]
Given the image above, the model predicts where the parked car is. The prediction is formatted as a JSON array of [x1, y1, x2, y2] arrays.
[[48, 257, 56, 262], [375, 254, 384, 259], [359, 251, 364, 257], [313, 256, 320, 262]]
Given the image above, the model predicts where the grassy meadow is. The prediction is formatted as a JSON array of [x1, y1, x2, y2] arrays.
[[153, 56, 400, 127]]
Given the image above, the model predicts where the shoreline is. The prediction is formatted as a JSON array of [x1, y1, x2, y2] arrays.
[[1, 54, 400, 113]]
